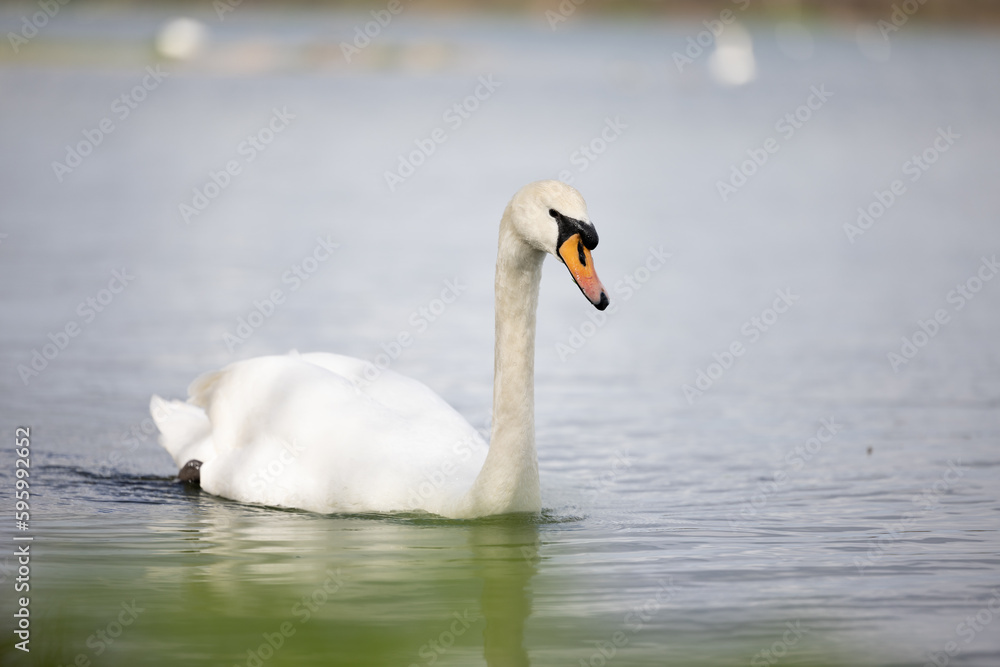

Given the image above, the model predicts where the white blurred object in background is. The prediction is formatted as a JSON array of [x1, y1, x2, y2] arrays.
[[708, 22, 756, 86], [155, 17, 208, 60]]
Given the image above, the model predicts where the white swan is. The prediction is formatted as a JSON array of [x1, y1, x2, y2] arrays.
[[151, 180, 608, 519]]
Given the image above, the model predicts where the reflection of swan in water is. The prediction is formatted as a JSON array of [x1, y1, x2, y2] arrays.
[[162, 496, 539, 665], [469, 519, 539, 667]]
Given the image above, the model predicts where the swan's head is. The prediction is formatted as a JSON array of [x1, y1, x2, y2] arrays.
[[508, 180, 609, 310]]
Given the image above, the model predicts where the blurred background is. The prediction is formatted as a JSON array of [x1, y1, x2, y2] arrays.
[[1, 1, 999, 666]]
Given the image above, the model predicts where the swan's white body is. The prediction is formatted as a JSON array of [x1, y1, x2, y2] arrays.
[[152, 181, 607, 519], [152, 353, 489, 516]]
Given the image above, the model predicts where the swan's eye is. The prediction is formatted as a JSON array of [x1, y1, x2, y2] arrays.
[[549, 209, 558, 218], [577, 239, 587, 266]]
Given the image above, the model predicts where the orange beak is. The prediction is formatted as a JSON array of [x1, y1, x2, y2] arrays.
[[558, 234, 609, 310]]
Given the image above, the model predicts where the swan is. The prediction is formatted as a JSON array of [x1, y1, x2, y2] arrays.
[[151, 180, 608, 519]]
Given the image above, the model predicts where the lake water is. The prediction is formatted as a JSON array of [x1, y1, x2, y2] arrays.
[[1, 7, 999, 667]]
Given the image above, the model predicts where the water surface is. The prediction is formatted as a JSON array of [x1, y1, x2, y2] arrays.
[[1, 8, 999, 666]]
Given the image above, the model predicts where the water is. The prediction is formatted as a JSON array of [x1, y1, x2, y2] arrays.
[[1, 7, 999, 666]]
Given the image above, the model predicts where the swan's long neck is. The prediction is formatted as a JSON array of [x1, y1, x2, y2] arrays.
[[464, 205, 544, 515]]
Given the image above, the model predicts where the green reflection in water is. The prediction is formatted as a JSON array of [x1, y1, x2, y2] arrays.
[[3, 477, 853, 667], [11, 485, 542, 667]]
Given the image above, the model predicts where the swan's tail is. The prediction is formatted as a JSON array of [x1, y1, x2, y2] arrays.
[[150, 395, 214, 467]]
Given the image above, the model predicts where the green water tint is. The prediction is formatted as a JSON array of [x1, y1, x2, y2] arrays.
[[3, 480, 849, 667], [15, 495, 539, 666]]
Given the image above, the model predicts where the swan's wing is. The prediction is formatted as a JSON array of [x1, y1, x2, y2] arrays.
[[296, 352, 482, 434], [188, 367, 226, 411], [150, 394, 213, 467], [163, 353, 487, 514]]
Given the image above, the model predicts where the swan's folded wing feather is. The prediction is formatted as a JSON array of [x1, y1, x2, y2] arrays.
[[187, 368, 226, 410], [155, 352, 488, 514], [297, 352, 476, 429], [150, 394, 213, 467]]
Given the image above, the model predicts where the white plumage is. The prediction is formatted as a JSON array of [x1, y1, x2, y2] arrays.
[[153, 352, 487, 515], [152, 181, 608, 519]]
